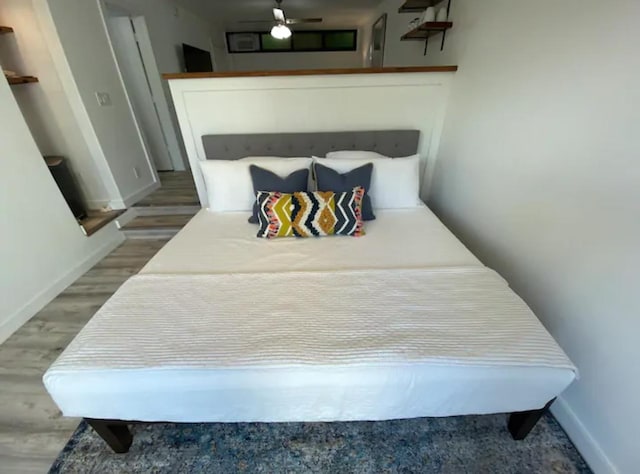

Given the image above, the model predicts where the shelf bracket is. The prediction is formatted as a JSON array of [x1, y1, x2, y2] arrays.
[[422, 28, 449, 55]]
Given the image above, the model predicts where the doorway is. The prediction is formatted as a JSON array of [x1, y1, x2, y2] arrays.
[[103, 8, 179, 171]]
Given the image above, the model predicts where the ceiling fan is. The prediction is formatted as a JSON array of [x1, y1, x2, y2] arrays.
[[240, 0, 323, 40]]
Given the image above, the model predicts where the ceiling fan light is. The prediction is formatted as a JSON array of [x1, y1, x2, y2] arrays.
[[271, 23, 291, 40]]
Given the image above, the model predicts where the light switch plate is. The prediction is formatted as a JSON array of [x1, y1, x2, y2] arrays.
[[95, 92, 112, 107]]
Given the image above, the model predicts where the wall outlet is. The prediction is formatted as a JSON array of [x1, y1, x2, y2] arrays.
[[95, 92, 112, 107], [133, 167, 140, 179]]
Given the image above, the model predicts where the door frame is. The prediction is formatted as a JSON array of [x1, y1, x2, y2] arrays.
[[100, 1, 186, 171]]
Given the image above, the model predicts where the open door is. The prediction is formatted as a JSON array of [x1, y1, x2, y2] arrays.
[[106, 16, 174, 171]]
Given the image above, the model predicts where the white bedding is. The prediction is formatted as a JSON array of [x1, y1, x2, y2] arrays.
[[44, 206, 576, 423], [140, 204, 481, 275]]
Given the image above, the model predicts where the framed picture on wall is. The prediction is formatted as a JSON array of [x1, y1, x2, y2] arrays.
[[370, 14, 387, 68]]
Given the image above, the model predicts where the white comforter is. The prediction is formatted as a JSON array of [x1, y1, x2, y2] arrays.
[[48, 267, 573, 373], [43, 208, 576, 422]]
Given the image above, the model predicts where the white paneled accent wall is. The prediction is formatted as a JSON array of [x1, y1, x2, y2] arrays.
[[168, 72, 454, 207]]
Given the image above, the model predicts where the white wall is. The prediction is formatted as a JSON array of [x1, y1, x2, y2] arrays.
[[427, 1, 640, 473], [0, 71, 124, 344], [227, 50, 364, 72], [168, 71, 454, 207], [210, 26, 230, 72], [42, 0, 159, 207], [0, 0, 114, 208]]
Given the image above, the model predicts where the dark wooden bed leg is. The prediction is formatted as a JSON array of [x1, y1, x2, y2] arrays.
[[508, 398, 555, 440], [86, 419, 133, 453]]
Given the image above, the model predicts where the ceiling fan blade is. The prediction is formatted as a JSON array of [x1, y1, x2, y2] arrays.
[[273, 8, 286, 23], [285, 18, 323, 24]]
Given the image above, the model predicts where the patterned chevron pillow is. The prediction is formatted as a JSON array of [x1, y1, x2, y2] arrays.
[[256, 187, 366, 239]]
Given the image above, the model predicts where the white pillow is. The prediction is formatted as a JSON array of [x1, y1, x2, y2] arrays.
[[200, 157, 312, 212], [324, 150, 392, 160], [317, 155, 421, 209], [238, 156, 300, 161]]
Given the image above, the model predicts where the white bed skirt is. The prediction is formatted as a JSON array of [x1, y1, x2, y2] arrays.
[[45, 364, 573, 423]]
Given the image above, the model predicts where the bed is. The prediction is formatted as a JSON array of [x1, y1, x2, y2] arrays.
[[43, 131, 576, 454]]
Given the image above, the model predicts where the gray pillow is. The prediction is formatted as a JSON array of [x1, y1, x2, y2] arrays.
[[248, 165, 310, 224], [314, 162, 375, 221]]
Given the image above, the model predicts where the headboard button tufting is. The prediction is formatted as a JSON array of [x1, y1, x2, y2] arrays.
[[202, 130, 419, 161]]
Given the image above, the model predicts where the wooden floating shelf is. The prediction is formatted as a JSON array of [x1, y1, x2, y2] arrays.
[[401, 21, 453, 41], [0, 26, 14, 34], [398, 0, 444, 13], [79, 209, 124, 237], [6, 75, 39, 85]]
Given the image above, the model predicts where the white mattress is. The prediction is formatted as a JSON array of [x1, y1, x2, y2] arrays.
[[44, 206, 576, 423], [139, 204, 482, 275]]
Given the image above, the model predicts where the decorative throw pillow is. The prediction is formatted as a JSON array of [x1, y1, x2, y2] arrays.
[[248, 165, 309, 223], [256, 187, 366, 239], [313, 162, 375, 221]]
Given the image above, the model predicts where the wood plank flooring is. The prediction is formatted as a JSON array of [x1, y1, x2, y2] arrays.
[[0, 240, 167, 474], [135, 171, 198, 207], [122, 215, 194, 229], [121, 214, 195, 240]]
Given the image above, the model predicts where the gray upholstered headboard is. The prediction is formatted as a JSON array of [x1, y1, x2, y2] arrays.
[[201, 130, 420, 160]]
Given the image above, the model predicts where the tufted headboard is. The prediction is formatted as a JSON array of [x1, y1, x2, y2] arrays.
[[201, 130, 420, 160]]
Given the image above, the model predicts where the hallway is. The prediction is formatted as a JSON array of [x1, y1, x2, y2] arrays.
[[120, 171, 200, 239]]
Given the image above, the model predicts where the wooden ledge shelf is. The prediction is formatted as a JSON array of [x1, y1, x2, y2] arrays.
[[0, 26, 14, 34], [401, 21, 453, 41], [7, 75, 39, 85], [163, 65, 457, 80], [79, 209, 124, 237]]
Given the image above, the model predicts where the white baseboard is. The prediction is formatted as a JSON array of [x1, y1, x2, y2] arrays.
[[551, 395, 618, 474], [0, 235, 124, 345], [84, 199, 111, 210], [109, 198, 127, 210], [114, 207, 138, 228], [122, 180, 161, 208]]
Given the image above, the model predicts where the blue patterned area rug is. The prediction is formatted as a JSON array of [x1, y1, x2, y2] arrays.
[[49, 413, 590, 473]]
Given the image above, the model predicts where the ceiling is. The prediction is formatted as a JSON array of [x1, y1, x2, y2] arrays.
[[175, 0, 383, 28]]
